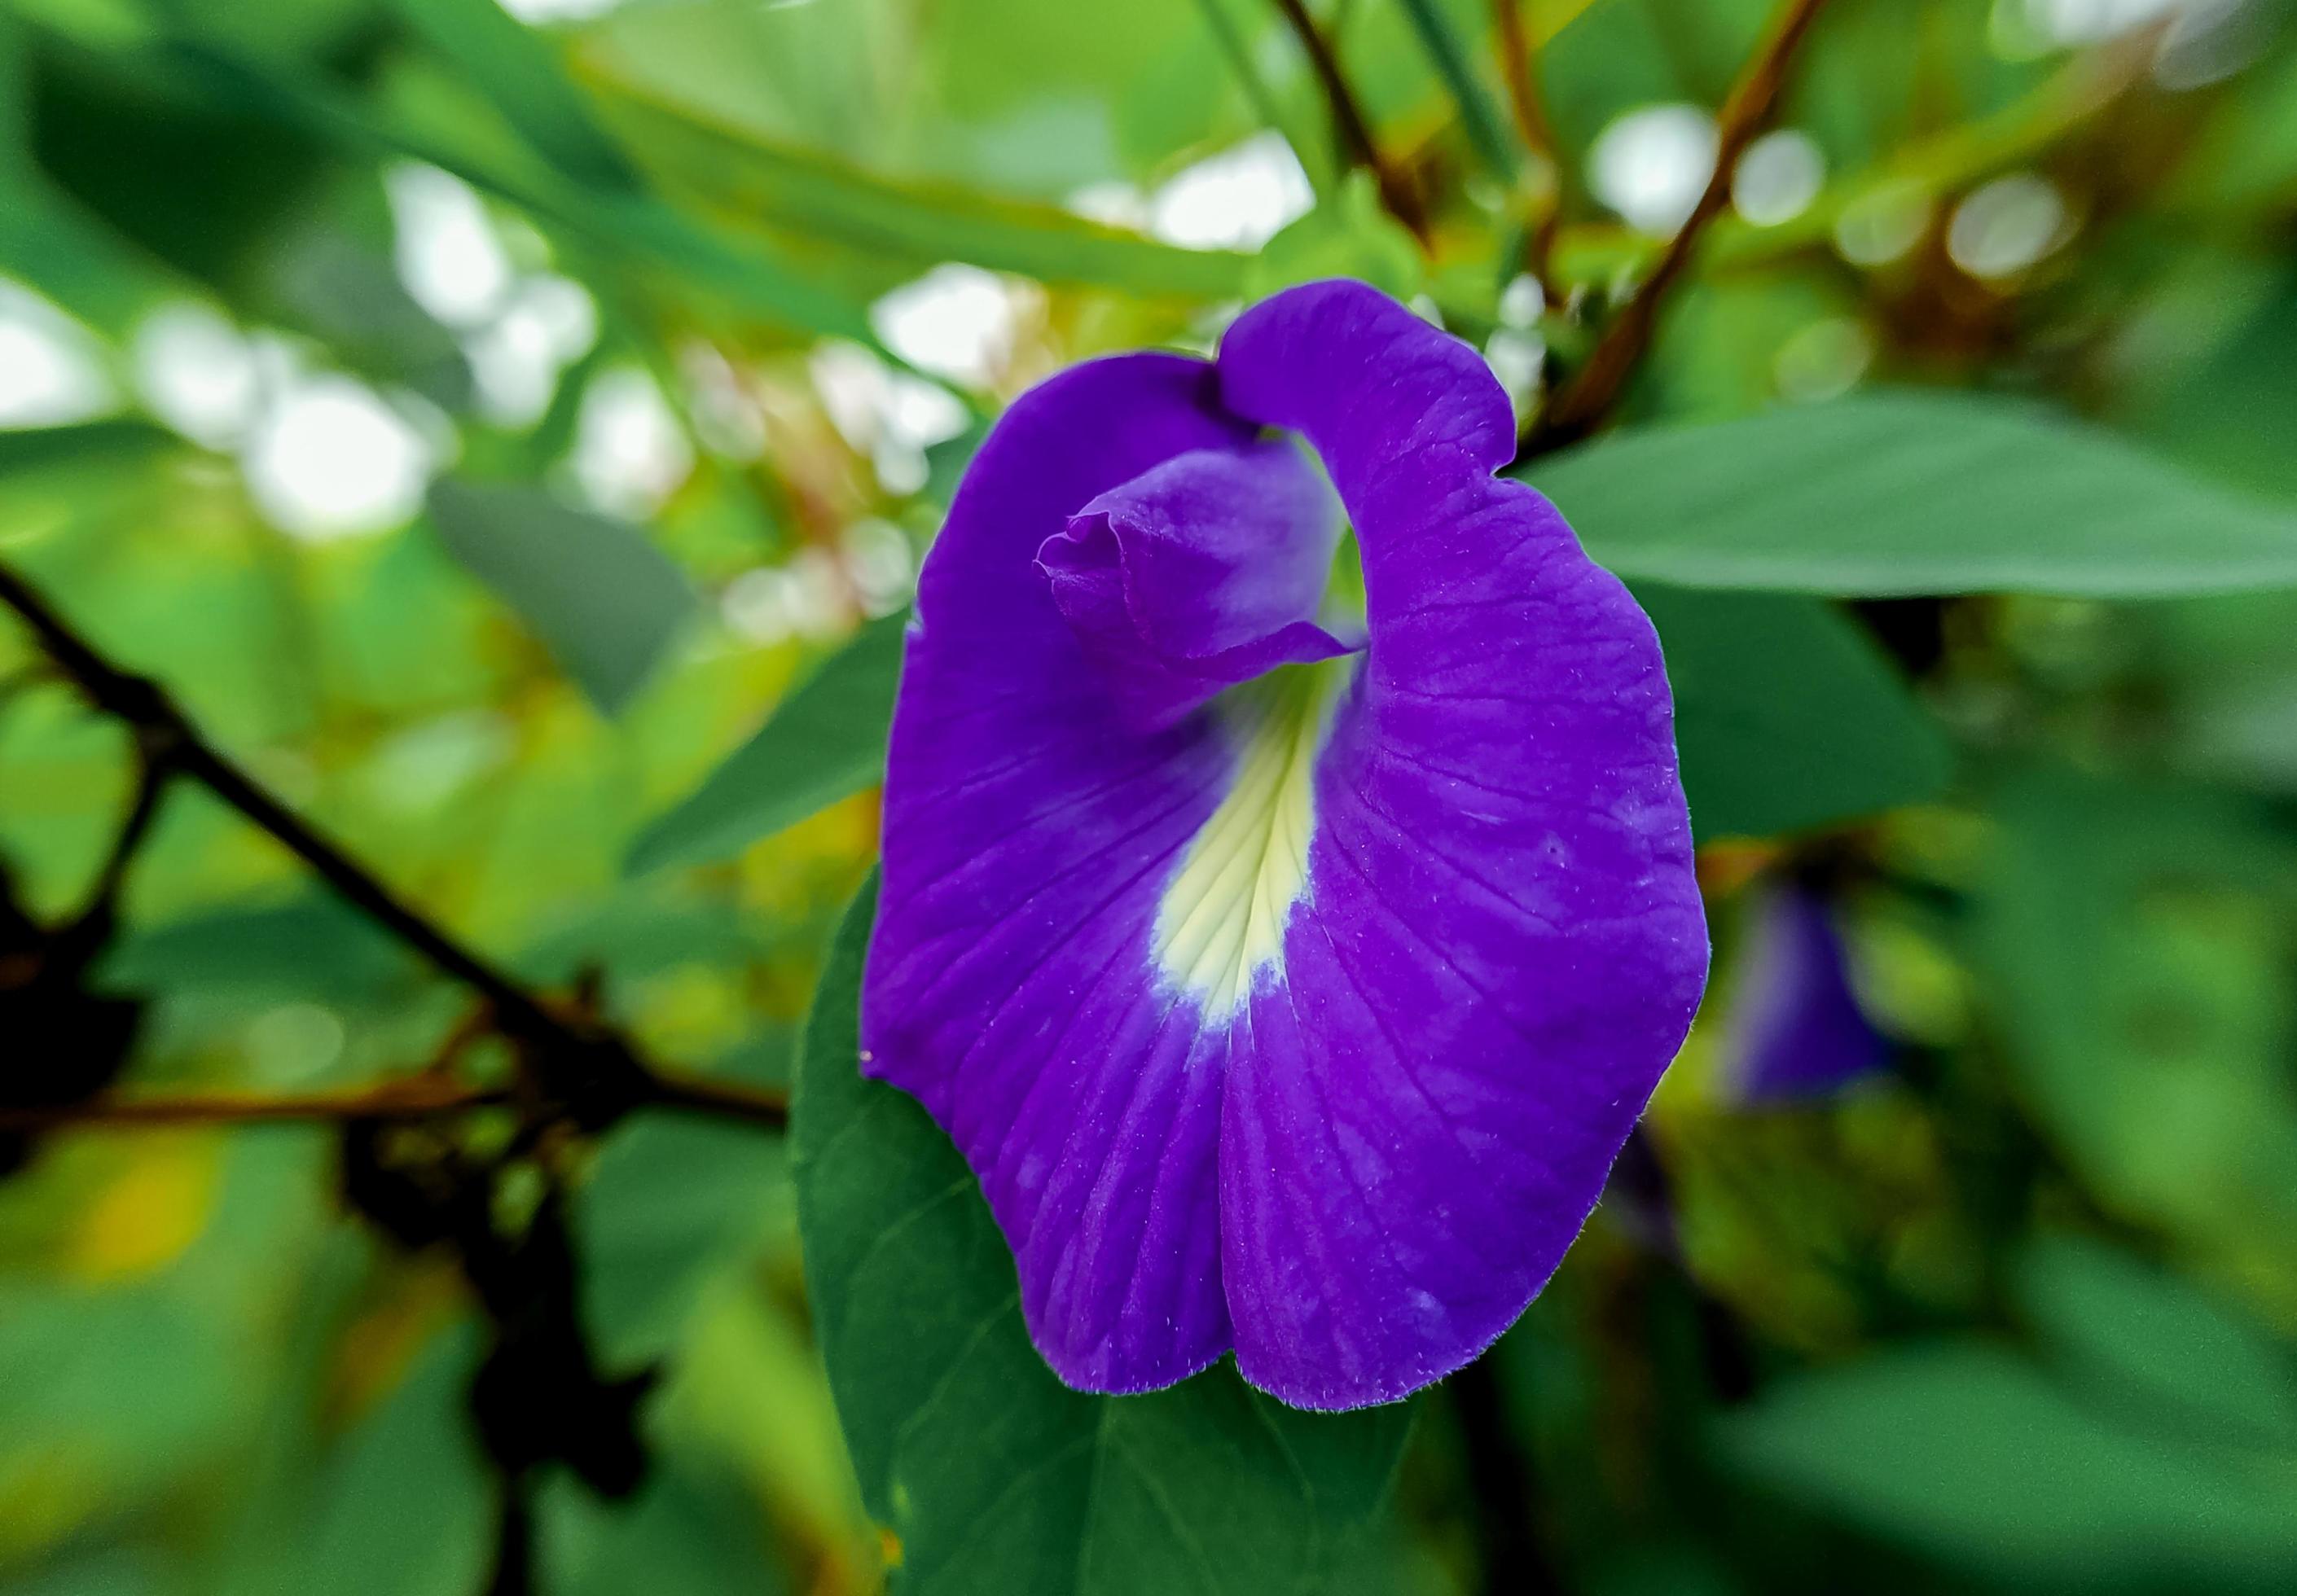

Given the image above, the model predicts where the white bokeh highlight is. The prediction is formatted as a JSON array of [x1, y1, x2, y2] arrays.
[[133, 303, 260, 448], [244, 374, 434, 540], [1948, 173, 2071, 279], [0, 283, 116, 429], [570, 366, 693, 519], [1733, 129, 1827, 228], [1589, 104, 1718, 235], [871, 265, 1023, 388]]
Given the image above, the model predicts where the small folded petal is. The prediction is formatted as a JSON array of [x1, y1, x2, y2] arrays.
[[864, 281, 1709, 1412], [1725, 883, 1891, 1103], [1039, 439, 1356, 734]]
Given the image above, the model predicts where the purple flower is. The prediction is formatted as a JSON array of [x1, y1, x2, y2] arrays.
[[1725, 883, 1891, 1104], [859, 280, 1707, 1410]]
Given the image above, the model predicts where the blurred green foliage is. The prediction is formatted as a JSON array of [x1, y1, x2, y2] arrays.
[[2, 0, 2297, 1592]]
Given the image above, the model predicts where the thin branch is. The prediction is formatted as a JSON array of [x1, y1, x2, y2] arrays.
[[1490, 0, 1558, 159], [1269, 0, 1430, 243], [69, 731, 173, 944], [0, 1076, 512, 1131], [1525, 0, 1832, 454], [0, 560, 788, 1133], [1491, 0, 1563, 296], [642, 1068, 797, 1128]]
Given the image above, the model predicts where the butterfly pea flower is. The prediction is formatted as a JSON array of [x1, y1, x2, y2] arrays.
[[1725, 882, 1891, 1103], [861, 279, 1708, 1410]]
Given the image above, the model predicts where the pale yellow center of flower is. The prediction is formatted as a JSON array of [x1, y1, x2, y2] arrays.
[[1151, 657, 1351, 1015]]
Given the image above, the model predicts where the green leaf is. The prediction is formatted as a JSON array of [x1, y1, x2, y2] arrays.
[[585, 81, 1254, 300], [1972, 771, 2297, 1303], [1245, 174, 1423, 303], [1393, 0, 1517, 178], [793, 883, 1413, 1595], [288, 1322, 491, 1596], [540, 1462, 789, 1596], [99, 892, 420, 1006], [0, 419, 179, 480], [1531, 392, 2297, 597], [427, 477, 694, 715], [1721, 1342, 2297, 1586], [155, 41, 891, 354], [624, 610, 906, 875], [2015, 1235, 2297, 1453], [1634, 582, 1952, 839], [578, 1115, 786, 1366], [389, 0, 640, 195]]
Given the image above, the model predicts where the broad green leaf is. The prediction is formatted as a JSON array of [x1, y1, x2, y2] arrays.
[[155, 41, 891, 353], [389, 0, 640, 195], [572, 0, 1248, 200], [1393, 0, 1517, 177], [1245, 174, 1422, 302], [0, 419, 178, 480], [584, 79, 1254, 300], [624, 610, 905, 875], [1721, 1342, 2297, 1586], [288, 1322, 491, 1596], [2128, 272, 2297, 504], [1973, 770, 2297, 1300], [1634, 582, 1952, 839], [99, 892, 420, 1006], [540, 1463, 790, 1596], [427, 477, 694, 715], [578, 1115, 786, 1366], [2015, 1235, 2297, 1453], [793, 884, 1413, 1595], [1532, 392, 2297, 597]]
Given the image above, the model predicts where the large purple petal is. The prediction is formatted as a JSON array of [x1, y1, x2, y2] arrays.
[[1214, 281, 1708, 1408], [1040, 440, 1356, 733], [862, 353, 1253, 1392]]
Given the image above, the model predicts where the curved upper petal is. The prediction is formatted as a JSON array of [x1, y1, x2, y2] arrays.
[[1212, 280, 1708, 1408], [1039, 439, 1356, 734]]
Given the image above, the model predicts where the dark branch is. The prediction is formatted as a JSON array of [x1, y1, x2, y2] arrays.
[[0, 560, 788, 1134], [0, 1076, 511, 1131], [1269, 0, 1430, 243], [1524, 0, 1832, 454]]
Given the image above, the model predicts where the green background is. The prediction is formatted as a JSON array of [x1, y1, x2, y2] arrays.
[[5, 0, 2297, 1591]]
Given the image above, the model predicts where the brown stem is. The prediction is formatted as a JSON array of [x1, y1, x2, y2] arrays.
[[0, 1076, 512, 1131], [1525, 0, 1833, 454], [1491, 0, 1564, 298], [1270, 0, 1430, 243], [0, 560, 788, 1133]]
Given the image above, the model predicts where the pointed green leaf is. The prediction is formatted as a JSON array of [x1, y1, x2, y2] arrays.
[[390, 0, 640, 194], [1393, 0, 1518, 177], [2015, 1235, 2297, 1452], [428, 477, 694, 715], [1635, 582, 1952, 839], [624, 610, 906, 875], [1722, 1342, 2297, 1586], [793, 884, 1413, 1595], [585, 83, 1254, 300], [1534, 392, 2297, 597]]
